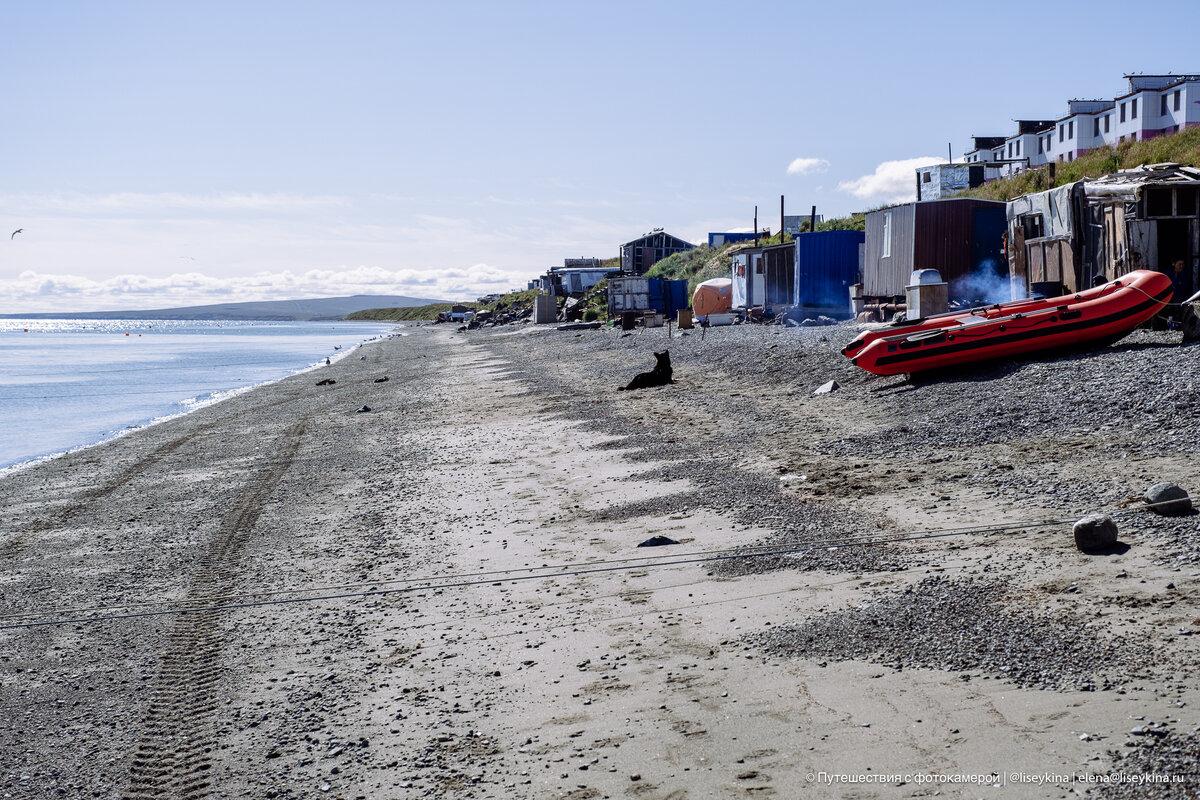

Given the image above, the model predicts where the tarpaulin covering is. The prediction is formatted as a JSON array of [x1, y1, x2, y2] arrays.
[[692, 278, 732, 317], [1007, 183, 1076, 238]]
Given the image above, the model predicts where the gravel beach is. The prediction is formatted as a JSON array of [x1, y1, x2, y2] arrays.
[[3, 321, 1199, 799]]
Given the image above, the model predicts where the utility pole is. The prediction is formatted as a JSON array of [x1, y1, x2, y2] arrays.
[[810, 204, 817, 234], [948, 142, 953, 164], [779, 195, 784, 244], [754, 205, 758, 246]]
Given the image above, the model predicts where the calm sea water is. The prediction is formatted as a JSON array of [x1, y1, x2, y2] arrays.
[[0, 319, 396, 472]]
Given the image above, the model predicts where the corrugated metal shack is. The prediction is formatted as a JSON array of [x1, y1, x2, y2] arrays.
[[862, 198, 1007, 301], [620, 229, 694, 274], [731, 243, 793, 310], [1006, 163, 1200, 298], [793, 230, 865, 313]]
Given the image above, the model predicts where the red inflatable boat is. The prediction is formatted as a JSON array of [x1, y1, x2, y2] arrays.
[[844, 270, 1173, 376]]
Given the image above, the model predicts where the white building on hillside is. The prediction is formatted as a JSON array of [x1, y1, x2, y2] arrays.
[[942, 73, 1200, 194]]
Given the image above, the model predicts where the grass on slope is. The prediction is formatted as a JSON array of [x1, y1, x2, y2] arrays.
[[961, 125, 1200, 202], [817, 213, 866, 231], [346, 302, 476, 321], [645, 245, 734, 294]]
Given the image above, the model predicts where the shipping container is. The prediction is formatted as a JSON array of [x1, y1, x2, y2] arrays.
[[607, 277, 689, 315], [649, 278, 689, 316], [794, 230, 865, 311], [608, 276, 650, 313]]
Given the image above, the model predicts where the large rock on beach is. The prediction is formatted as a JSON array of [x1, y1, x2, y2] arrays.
[[1073, 514, 1118, 553], [1145, 483, 1193, 516]]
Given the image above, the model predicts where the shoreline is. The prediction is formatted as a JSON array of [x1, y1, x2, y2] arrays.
[[0, 322, 397, 478], [1, 322, 1198, 798]]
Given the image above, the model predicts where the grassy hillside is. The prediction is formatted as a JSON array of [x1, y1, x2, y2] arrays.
[[961, 125, 1200, 202], [817, 213, 866, 232], [346, 302, 477, 321], [645, 245, 734, 294]]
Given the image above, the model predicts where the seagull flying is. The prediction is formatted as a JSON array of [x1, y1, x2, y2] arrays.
[[10, 229, 22, 239]]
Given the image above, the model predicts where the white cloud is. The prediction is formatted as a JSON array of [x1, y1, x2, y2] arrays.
[[786, 157, 830, 176], [0, 192, 348, 217], [837, 156, 943, 203], [0, 265, 522, 312]]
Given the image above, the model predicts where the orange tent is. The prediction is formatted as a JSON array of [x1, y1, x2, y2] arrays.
[[692, 278, 732, 317]]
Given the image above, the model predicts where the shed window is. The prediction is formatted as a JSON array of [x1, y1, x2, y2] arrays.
[[1020, 214, 1044, 240], [1016, 141, 1021, 156], [1094, 118, 1100, 136], [1178, 186, 1198, 216], [1175, 186, 1195, 213], [1104, 115, 1110, 133], [1162, 94, 1169, 115], [1068, 120, 1074, 138], [1059, 125, 1064, 142], [1131, 99, 1138, 119], [1146, 187, 1173, 217], [1120, 102, 1126, 123], [882, 212, 892, 258], [922, 171, 931, 183], [1174, 90, 1182, 111], [1037, 137, 1044, 154]]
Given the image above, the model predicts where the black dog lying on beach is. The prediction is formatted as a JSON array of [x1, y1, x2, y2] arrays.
[[618, 350, 673, 391]]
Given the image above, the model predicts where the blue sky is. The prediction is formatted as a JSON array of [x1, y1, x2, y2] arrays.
[[2, 0, 1198, 310]]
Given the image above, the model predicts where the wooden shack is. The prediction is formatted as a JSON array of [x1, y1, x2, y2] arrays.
[[1006, 163, 1200, 297], [619, 229, 694, 275]]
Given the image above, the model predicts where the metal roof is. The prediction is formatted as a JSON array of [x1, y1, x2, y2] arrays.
[[1082, 163, 1200, 200]]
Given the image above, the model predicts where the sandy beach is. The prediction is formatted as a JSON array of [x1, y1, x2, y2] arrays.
[[3, 323, 1200, 799]]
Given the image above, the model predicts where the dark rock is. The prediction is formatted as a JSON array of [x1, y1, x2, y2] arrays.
[[1145, 483, 1192, 516], [316, 379, 336, 386], [355, 405, 371, 413], [374, 377, 390, 383], [1073, 514, 1118, 553], [637, 536, 679, 548]]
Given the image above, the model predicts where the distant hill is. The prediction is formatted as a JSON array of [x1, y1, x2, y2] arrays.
[[347, 303, 476, 321], [2, 294, 448, 321]]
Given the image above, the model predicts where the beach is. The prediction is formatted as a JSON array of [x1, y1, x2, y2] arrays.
[[3, 323, 1200, 799]]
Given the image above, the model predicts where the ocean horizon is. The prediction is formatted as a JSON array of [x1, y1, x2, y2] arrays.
[[0, 318, 396, 472]]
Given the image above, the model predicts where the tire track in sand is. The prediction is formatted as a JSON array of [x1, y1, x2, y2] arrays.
[[123, 419, 307, 800]]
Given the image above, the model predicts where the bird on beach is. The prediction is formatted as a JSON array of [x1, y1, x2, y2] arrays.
[[10, 228, 23, 239]]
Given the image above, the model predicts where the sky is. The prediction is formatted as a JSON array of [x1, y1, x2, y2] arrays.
[[2, 0, 1199, 311]]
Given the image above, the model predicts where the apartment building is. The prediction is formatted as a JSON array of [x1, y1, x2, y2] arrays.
[[947, 74, 1200, 191]]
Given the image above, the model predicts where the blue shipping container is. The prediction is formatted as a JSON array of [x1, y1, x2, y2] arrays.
[[647, 278, 690, 315], [794, 230, 864, 310]]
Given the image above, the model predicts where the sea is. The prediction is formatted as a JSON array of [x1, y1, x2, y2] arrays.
[[0, 318, 397, 473]]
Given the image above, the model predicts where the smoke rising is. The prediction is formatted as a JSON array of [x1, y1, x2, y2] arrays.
[[951, 259, 1022, 304]]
